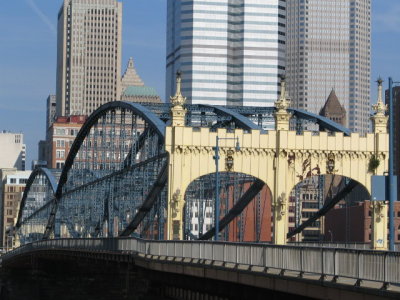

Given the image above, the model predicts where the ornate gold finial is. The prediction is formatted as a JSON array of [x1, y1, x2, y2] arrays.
[[170, 71, 186, 107], [372, 77, 387, 115], [275, 75, 291, 111]]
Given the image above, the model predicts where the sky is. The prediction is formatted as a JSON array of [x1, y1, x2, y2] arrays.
[[0, 0, 399, 169]]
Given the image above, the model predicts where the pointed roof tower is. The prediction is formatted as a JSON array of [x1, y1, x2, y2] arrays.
[[121, 57, 144, 92], [319, 89, 347, 126]]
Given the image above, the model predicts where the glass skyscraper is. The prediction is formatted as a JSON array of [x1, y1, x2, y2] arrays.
[[286, 0, 371, 134], [166, 0, 286, 106]]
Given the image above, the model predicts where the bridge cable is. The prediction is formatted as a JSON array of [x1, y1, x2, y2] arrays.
[[287, 179, 358, 239], [198, 179, 265, 241], [119, 161, 168, 237]]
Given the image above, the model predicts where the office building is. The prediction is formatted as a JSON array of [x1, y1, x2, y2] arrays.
[[286, 0, 371, 134], [0, 170, 31, 248], [0, 131, 26, 171], [166, 0, 286, 106], [325, 200, 400, 243], [46, 115, 87, 169], [56, 0, 122, 117]]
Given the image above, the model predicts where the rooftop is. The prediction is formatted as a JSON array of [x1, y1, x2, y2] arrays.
[[123, 86, 160, 98]]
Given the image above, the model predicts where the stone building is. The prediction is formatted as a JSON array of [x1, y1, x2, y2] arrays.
[[120, 58, 161, 103], [56, 0, 123, 117], [0, 131, 26, 171]]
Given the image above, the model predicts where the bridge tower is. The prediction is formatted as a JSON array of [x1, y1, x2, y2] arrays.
[[370, 78, 389, 250], [166, 72, 187, 240], [272, 76, 292, 244]]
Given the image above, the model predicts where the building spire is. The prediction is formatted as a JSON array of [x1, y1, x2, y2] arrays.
[[274, 75, 292, 131], [371, 77, 388, 134], [372, 77, 387, 115], [275, 75, 290, 111], [128, 57, 134, 68], [170, 71, 186, 106]]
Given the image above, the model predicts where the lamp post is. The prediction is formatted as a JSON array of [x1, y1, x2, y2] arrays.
[[213, 136, 240, 241], [388, 77, 399, 251]]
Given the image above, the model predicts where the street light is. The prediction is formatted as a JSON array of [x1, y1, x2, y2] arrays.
[[213, 136, 240, 241]]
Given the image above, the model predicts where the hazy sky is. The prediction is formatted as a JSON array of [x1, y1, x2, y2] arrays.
[[0, 0, 399, 168]]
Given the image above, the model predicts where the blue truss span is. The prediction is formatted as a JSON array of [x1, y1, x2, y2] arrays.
[[15, 102, 353, 245]]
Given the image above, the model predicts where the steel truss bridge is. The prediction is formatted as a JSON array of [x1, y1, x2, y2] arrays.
[[15, 101, 353, 246]]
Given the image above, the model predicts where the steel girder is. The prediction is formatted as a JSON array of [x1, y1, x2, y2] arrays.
[[16, 167, 58, 228], [16, 101, 353, 245], [43, 101, 168, 240]]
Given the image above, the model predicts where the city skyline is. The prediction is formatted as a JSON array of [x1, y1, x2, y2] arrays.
[[0, 0, 399, 167]]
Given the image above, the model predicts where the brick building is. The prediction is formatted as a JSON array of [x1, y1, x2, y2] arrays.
[[46, 115, 87, 169], [325, 200, 400, 242], [0, 170, 31, 248]]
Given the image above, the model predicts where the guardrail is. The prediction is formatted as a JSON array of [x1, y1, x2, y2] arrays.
[[2, 238, 400, 287]]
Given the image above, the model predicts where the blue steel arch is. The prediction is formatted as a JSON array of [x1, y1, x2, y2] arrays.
[[41, 101, 167, 239], [15, 167, 58, 228], [55, 101, 166, 198], [199, 105, 261, 131], [288, 108, 351, 136], [139, 103, 351, 136]]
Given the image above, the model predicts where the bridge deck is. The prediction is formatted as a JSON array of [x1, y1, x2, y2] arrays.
[[2, 238, 400, 297]]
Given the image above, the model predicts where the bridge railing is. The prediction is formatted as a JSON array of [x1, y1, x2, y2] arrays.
[[2, 238, 400, 286]]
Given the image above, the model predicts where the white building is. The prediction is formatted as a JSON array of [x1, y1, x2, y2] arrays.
[[0, 131, 26, 171], [286, 0, 371, 134], [56, 0, 123, 117], [166, 0, 286, 106], [188, 200, 213, 238]]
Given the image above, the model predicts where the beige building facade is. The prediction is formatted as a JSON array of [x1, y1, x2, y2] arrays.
[[56, 0, 122, 117], [0, 131, 26, 171]]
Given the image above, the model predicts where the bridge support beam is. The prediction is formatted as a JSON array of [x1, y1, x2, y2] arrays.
[[166, 72, 188, 240], [272, 76, 292, 245], [371, 79, 389, 250]]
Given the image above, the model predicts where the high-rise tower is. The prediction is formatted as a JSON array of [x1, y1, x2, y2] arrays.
[[286, 0, 371, 134], [56, 0, 122, 117], [166, 0, 286, 106]]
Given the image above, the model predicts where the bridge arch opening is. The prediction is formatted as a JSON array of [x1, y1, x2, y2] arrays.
[[183, 172, 272, 242], [287, 174, 370, 244]]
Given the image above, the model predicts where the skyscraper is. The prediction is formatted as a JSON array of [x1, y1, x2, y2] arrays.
[[286, 0, 371, 134], [56, 0, 122, 117], [166, 0, 286, 106]]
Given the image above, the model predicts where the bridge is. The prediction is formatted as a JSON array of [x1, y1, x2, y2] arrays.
[[2, 237, 399, 299], [2, 76, 396, 299]]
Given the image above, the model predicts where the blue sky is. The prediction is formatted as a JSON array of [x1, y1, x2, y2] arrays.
[[0, 0, 399, 168]]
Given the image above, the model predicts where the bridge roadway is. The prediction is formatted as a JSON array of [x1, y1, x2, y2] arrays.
[[1, 238, 399, 300]]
